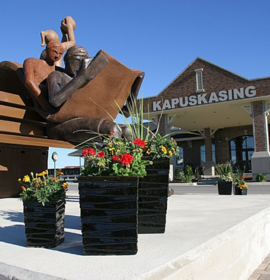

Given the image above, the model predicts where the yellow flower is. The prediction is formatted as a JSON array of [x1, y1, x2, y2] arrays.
[[23, 175, 30, 182], [62, 182, 68, 189], [146, 148, 152, 154], [108, 143, 113, 146], [38, 171, 46, 176], [161, 146, 167, 154], [169, 151, 173, 156], [18, 178, 21, 182]]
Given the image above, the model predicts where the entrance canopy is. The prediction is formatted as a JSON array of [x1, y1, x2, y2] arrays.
[[147, 96, 270, 131]]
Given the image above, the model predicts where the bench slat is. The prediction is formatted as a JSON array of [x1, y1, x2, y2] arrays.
[[0, 133, 75, 148], [0, 90, 32, 106], [0, 104, 44, 121], [0, 119, 45, 135]]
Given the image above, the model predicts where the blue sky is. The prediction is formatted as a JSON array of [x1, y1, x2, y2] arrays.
[[1, 0, 270, 168]]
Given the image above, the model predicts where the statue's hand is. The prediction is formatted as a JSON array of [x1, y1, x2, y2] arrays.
[[61, 16, 76, 33], [76, 58, 94, 83], [76, 53, 108, 86]]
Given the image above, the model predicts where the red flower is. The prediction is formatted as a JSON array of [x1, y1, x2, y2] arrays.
[[240, 176, 244, 179], [97, 151, 105, 158], [112, 155, 119, 161], [110, 131, 115, 134], [82, 148, 96, 157], [133, 138, 146, 148], [119, 153, 134, 166]]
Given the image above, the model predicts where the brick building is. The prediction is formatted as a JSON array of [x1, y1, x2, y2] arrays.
[[142, 58, 270, 179]]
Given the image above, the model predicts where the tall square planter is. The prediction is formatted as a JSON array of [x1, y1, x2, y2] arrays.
[[217, 181, 232, 195], [78, 176, 139, 255], [23, 199, 65, 248], [138, 158, 170, 234]]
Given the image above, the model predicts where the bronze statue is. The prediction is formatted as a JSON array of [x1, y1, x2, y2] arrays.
[[3, 16, 145, 144], [45, 46, 144, 142]]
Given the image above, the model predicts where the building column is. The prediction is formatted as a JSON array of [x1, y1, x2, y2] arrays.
[[157, 114, 171, 136], [204, 127, 215, 176], [251, 101, 270, 180]]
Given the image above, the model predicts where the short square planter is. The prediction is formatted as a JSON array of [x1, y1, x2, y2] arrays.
[[23, 199, 65, 248]]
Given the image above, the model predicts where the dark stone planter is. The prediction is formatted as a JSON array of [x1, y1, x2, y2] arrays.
[[235, 185, 248, 195], [138, 158, 170, 234], [23, 199, 65, 248], [78, 176, 139, 255], [218, 181, 232, 195]]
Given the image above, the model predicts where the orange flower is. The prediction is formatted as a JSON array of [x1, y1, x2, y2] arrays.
[[53, 176, 57, 181], [35, 184, 39, 188], [62, 182, 68, 189], [21, 186, 26, 191], [56, 170, 63, 175]]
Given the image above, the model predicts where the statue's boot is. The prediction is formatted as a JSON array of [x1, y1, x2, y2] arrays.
[[47, 117, 132, 144]]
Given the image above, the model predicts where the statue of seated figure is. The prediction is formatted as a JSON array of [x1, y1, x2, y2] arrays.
[[45, 46, 144, 142], [22, 44, 144, 143]]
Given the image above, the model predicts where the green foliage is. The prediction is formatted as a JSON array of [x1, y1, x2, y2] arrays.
[[145, 133, 178, 160], [19, 171, 67, 206], [117, 95, 178, 160], [256, 173, 266, 182], [175, 168, 186, 181], [184, 165, 193, 183], [174, 165, 193, 183], [215, 163, 233, 182], [80, 132, 152, 177]]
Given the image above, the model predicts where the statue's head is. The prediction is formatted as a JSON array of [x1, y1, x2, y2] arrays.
[[64, 46, 88, 76], [46, 42, 64, 63]]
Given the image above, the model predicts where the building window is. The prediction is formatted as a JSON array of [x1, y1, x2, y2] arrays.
[[200, 144, 216, 163], [195, 68, 204, 93], [230, 136, 254, 172]]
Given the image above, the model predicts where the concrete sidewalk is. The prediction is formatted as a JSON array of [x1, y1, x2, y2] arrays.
[[1, 192, 270, 279]]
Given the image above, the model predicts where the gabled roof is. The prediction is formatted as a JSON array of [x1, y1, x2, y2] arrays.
[[156, 57, 270, 97]]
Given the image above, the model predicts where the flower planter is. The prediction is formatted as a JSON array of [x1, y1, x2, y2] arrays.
[[235, 185, 248, 195], [138, 158, 170, 234], [23, 199, 65, 248], [78, 176, 139, 255], [217, 181, 232, 195]]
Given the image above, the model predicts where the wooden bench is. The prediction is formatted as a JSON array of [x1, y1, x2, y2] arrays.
[[0, 61, 74, 198]]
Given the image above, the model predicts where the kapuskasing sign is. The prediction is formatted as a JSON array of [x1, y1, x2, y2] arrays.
[[153, 86, 256, 111]]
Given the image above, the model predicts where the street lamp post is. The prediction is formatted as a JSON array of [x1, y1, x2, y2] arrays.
[[52, 152, 58, 177]]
